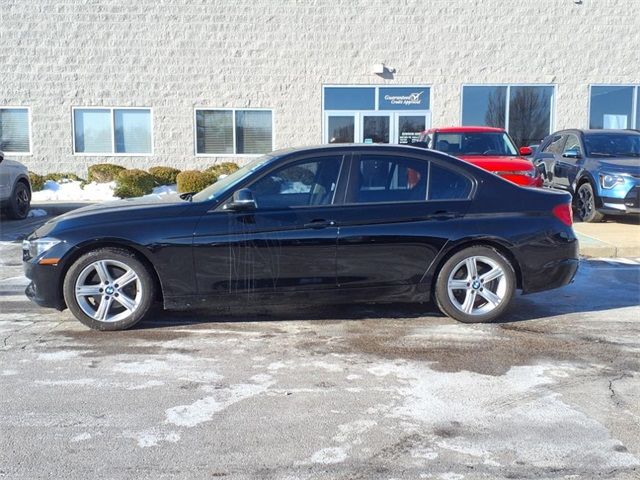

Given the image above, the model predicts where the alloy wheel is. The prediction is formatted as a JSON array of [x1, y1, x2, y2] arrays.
[[74, 259, 142, 322], [576, 185, 594, 221], [447, 255, 507, 316]]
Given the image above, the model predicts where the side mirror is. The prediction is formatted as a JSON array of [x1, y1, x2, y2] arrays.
[[224, 188, 257, 211], [519, 146, 533, 156], [562, 149, 581, 159]]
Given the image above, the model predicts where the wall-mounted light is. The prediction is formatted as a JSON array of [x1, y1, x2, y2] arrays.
[[372, 63, 386, 75]]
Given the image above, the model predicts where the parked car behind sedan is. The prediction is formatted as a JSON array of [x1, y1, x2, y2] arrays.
[[23, 144, 578, 331], [533, 129, 640, 222], [415, 126, 543, 187], [0, 151, 32, 219]]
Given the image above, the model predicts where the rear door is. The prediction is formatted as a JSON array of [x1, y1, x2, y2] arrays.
[[334, 151, 474, 290], [555, 133, 584, 192]]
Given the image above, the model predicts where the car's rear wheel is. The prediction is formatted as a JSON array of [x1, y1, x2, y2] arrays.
[[574, 182, 604, 223], [63, 248, 155, 330], [6, 180, 31, 220], [434, 246, 516, 323]]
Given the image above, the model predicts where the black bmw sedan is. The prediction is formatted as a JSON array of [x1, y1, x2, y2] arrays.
[[23, 145, 579, 330]]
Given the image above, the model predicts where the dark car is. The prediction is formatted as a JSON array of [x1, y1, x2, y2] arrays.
[[23, 145, 578, 330], [0, 151, 32, 219], [533, 129, 640, 222]]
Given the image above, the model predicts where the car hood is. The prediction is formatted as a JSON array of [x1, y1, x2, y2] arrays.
[[33, 194, 196, 238], [595, 158, 640, 175], [458, 155, 534, 171]]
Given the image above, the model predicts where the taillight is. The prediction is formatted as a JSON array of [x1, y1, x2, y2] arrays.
[[552, 203, 573, 226]]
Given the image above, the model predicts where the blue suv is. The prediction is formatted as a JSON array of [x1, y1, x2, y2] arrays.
[[533, 129, 640, 222]]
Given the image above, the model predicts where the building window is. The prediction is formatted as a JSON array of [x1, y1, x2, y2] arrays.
[[73, 107, 152, 155], [0, 107, 31, 154], [589, 85, 639, 129], [322, 85, 431, 145], [195, 109, 273, 155], [461, 85, 555, 148]]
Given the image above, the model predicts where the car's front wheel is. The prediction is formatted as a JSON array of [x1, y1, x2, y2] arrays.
[[6, 180, 31, 220], [574, 182, 604, 223], [63, 248, 155, 330], [434, 246, 516, 323]]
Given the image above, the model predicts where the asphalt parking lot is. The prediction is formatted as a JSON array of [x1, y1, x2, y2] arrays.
[[1, 214, 640, 479]]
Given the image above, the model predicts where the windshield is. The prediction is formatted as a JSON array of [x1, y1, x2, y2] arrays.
[[583, 133, 640, 158], [191, 155, 273, 202], [433, 132, 518, 156]]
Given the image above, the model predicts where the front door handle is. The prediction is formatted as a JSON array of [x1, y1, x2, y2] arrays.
[[304, 219, 336, 229], [431, 210, 460, 220]]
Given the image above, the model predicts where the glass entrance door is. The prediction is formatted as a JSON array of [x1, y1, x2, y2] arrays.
[[361, 114, 391, 144], [396, 114, 429, 144]]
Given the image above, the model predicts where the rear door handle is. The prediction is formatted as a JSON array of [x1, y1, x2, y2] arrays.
[[304, 219, 336, 229]]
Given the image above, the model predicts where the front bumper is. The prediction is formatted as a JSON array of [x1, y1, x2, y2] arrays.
[[601, 186, 640, 215], [23, 260, 66, 310]]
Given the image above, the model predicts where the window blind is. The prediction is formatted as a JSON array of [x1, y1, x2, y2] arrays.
[[235, 110, 272, 154], [0, 108, 30, 153], [196, 110, 233, 154]]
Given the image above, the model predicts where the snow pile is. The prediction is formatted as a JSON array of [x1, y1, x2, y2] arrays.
[[27, 209, 48, 218], [32, 180, 177, 202]]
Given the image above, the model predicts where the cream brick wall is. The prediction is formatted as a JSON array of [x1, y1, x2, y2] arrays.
[[1, 0, 639, 175]]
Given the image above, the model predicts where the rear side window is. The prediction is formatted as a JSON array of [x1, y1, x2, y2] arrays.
[[352, 155, 428, 203], [428, 163, 473, 200], [542, 134, 565, 154]]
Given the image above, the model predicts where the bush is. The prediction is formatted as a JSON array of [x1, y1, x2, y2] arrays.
[[176, 170, 217, 193], [29, 171, 46, 192], [113, 169, 155, 198], [206, 162, 240, 177], [87, 163, 127, 183], [148, 166, 181, 186], [43, 172, 85, 183]]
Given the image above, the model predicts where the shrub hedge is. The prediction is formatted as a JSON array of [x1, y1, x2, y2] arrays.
[[87, 163, 127, 183], [44, 172, 85, 183], [148, 166, 181, 186], [206, 162, 240, 177], [113, 169, 156, 198], [176, 170, 217, 193], [28, 172, 46, 192]]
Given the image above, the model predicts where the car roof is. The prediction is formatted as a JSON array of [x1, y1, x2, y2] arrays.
[[426, 126, 506, 134], [554, 129, 640, 136], [270, 143, 443, 157]]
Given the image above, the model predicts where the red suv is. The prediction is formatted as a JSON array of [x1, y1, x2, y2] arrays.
[[417, 126, 543, 187]]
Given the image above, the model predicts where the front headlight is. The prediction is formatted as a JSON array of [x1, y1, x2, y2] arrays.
[[22, 237, 61, 259], [600, 173, 625, 189]]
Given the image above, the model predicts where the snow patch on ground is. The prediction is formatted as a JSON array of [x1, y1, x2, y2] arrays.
[[310, 447, 348, 464], [70, 432, 92, 443], [37, 351, 87, 361], [165, 375, 274, 428], [31, 180, 176, 202]]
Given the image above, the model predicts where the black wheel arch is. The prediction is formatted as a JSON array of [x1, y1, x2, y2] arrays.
[[425, 238, 524, 294], [57, 239, 165, 309]]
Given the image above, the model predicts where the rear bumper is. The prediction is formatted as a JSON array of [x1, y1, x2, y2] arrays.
[[23, 261, 66, 310], [522, 257, 579, 294]]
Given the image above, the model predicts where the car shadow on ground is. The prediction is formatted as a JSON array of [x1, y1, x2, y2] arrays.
[[133, 262, 640, 330]]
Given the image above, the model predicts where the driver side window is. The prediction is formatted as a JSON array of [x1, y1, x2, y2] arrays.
[[563, 135, 581, 156], [247, 156, 342, 209]]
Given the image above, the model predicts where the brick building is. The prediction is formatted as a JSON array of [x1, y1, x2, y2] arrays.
[[1, 0, 639, 174]]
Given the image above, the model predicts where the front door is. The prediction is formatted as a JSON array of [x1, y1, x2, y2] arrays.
[[192, 154, 345, 298], [324, 112, 431, 145]]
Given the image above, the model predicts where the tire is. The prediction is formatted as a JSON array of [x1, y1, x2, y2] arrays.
[[434, 246, 516, 324], [6, 180, 31, 220], [574, 182, 604, 223], [63, 248, 155, 331]]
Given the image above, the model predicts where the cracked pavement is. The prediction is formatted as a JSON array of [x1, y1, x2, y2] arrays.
[[1, 239, 639, 479]]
